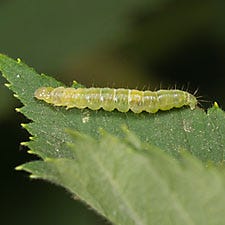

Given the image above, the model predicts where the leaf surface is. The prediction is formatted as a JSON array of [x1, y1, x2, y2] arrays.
[[0, 53, 225, 162], [19, 131, 225, 225]]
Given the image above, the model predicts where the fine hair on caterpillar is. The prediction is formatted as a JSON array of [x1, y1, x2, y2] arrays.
[[34, 86, 198, 113]]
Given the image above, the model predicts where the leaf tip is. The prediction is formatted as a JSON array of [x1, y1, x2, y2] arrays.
[[29, 136, 35, 141], [4, 83, 11, 88], [72, 80, 77, 85], [13, 93, 19, 99], [71, 80, 85, 88], [213, 102, 219, 108], [17, 58, 21, 63], [30, 174, 39, 179], [20, 141, 29, 146], [21, 123, 27, 128], [27, 150, 36, 154], [15, 108, 21, 113], [15, 165, 23, 171]]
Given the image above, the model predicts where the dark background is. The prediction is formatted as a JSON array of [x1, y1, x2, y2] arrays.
[[1, 0, 225, 224]]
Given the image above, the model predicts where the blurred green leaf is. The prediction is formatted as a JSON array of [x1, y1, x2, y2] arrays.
[[2, 0, 222, 72], [20, 131, 225, 225], [0, 0, 159, 72], [121, 0, 218, 64]]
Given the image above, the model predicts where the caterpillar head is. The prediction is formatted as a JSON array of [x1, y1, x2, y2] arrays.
[[187, 93, 198, 110], [34, 87, 54, 102]]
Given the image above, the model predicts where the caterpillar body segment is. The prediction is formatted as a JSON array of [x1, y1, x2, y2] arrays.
[[34, 87, 197, 113]]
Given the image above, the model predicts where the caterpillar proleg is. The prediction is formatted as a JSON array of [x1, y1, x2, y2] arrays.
[[34, 87, 197, 113]]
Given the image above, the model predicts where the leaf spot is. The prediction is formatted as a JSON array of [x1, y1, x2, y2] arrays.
[[182, 119, 193, 133]]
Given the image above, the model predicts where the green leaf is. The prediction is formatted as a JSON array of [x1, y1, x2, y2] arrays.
[[1, 53, 225, 163], [2, 54, 225, 225], [18, 130, 225, 225]]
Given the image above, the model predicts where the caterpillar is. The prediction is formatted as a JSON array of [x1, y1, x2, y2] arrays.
[[34, 87, 197, 113]]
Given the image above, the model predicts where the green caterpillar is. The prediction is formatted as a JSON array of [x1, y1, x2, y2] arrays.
[[34, 87, 197, 113]]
